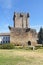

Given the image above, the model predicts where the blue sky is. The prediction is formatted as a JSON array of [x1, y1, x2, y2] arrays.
[[0, 0, 43, 33]]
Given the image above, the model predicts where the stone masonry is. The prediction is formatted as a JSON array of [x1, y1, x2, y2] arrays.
[[9, 12, 37, 46]]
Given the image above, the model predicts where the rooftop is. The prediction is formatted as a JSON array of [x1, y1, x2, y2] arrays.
[[0, 33, 10, 36]]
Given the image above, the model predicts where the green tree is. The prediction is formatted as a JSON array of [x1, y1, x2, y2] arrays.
[[38, 27, 43, 46]]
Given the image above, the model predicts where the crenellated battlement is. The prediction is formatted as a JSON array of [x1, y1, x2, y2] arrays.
[[13, 12, 29, 19], [13, 12, 29, 28]]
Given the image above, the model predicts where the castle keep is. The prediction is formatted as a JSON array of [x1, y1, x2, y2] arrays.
[[9, 12, 37, 46]]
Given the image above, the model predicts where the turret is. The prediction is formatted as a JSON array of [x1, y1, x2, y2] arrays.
[[13, 12, 29, 28]]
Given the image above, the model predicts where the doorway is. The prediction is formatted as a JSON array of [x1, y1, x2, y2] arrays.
[[28, 41, 31, 45]]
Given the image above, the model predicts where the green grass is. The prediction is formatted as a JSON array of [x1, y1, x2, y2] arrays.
[[0, 49, 43, 65]]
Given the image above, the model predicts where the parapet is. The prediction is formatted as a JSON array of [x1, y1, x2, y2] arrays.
[[13, 12, 29, 21]]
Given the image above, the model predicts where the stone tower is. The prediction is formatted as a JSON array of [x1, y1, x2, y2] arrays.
[[9, 12, 37, 46], [13, 12, 29, 28]]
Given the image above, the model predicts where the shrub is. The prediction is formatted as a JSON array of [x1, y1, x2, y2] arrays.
[[35, 45, 43, 50], [0, 44, 14, 49], [14, 46, 23, 49], [24, 46, 34, 50], [14, 46, 34, 50]]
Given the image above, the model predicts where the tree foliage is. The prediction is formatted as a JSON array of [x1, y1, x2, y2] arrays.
[[38, 27, 43, 44]]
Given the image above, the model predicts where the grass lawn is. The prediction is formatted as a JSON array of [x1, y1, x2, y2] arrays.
[[0, 49, 43, 65]]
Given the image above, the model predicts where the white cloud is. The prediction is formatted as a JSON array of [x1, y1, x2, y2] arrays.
[[0, 0, 12, 9]]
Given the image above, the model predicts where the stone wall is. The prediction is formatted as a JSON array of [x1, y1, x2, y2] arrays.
[[10, 27, 37, 46]]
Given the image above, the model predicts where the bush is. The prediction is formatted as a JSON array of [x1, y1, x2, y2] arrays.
[[14, 46, 23, 49], [35, 46, 43, 50], [24, 46, 34, 50], [14, 46, 34, 50], [0, 44, 14, 49]]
